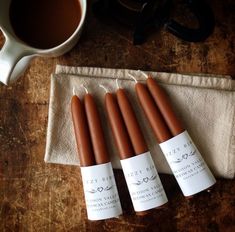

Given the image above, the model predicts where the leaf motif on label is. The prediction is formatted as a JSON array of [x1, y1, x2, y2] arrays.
[[190, 150, 196, 156], [86, 189, 97, 194], [170, 149, 196, 164], [104, 185, 113, 191], [131, 175, 158, 185], [149, 175, 157, 180], [131, 180, 142, 185], [86, 185, 114, 194], [170, 158, 183, 163]]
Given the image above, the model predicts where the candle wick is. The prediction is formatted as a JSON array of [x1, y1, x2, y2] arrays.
[[137, 70, 149, 79], [99, 84, 109, 93], [128, 73, 138, 83], [115, 78, 121, 89], [73, 87, 76, 96], [81, 84, 89, 94]]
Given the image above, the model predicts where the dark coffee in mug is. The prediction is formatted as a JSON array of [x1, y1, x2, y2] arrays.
[[9, 0, 81, 49]]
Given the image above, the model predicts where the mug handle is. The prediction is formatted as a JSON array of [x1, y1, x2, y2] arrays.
[[0, 37, 32, 85]]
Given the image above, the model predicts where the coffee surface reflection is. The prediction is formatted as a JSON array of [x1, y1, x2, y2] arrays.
[[10, 0, 81, 49]]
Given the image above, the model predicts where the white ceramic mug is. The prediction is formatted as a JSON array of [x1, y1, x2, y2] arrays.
[[0, 0, 87, 85]]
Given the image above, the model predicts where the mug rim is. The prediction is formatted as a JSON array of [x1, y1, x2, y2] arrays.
[[5, 0, 87, 54]]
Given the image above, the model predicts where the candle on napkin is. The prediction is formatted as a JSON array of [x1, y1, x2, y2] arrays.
[[105, 91, 134, 159], [103, 84, 168, 214], [71, 91, 122, 221], [71, 95, 95, 166], [135, 82, 172, 143], [84, 93, 110, 164], [134, 71, 216, 197], [146, 75, 184, 136], [116, 88, 148, 155]]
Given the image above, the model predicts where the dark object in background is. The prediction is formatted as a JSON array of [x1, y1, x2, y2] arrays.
[[93, 0, 215, 45]]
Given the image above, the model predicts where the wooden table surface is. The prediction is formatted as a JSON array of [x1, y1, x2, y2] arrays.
[[0, 0, 235, 231]]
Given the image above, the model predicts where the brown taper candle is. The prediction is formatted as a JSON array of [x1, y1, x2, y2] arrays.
[[146, 77, 184, 136], [116, 88, 148, 155], [84, 93, 110, 164], [144, 75, 215, 198], [135, 83, 172, 143], [105, 92, 135, 159], [71, 95, 96, 167]]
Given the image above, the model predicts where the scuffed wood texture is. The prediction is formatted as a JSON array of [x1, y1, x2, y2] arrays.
[[0, 0, 235, 231]]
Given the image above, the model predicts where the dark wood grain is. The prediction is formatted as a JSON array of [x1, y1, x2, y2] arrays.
[[0, 0, 235, 231]]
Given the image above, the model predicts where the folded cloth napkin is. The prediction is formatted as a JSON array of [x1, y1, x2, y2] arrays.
[[44, 65, 235, 179]]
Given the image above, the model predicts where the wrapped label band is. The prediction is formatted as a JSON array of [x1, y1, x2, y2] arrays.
[[120, 152, 168, 212], [160, 131, 216, 196], [81, 162, 122, 220]]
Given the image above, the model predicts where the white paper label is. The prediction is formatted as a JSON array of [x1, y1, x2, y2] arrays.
[[81, 162, 122, 220], [160, 131, 216, 196], [120, 152, 168, 212]]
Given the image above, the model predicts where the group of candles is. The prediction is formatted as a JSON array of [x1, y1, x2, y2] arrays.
[[71, 71, 216, 221]]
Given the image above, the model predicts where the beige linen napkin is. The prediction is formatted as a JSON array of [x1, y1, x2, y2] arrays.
[[44, 65, 235, 179]]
